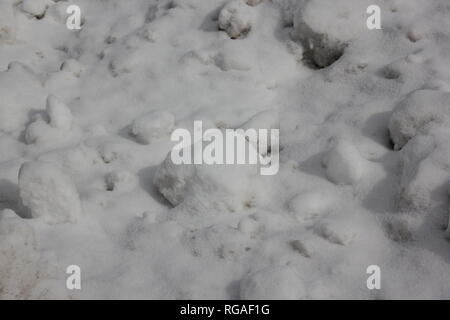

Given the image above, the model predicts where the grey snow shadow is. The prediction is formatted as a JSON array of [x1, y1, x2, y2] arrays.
[[297, 151, 328, 180], [361, 112, 450, 264], [117, 124, 144, 145], [361, 152, 399, 214], [0, 179, 31, 218], [414, 182, 450, 264], [137, 165, 172, 207], [361, 112, 399, 214], [225, 279, 241, 299], [199, 7, 221, 33], [18, 109, 48, 144], [361, 111, 394, 150]]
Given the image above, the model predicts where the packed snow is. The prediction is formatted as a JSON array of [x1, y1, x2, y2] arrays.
[[1, 0, 450, 299]]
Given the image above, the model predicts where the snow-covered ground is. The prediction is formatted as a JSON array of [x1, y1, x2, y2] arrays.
[[1, 0, 450, 299]]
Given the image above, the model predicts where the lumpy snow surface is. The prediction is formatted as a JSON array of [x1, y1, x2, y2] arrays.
[[1, 0, 450, 299]]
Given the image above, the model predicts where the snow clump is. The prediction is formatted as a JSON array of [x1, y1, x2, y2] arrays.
[[153, 151, 261, 212], [292, 0, 375, 67], [218, 0, 255, 39], [21, 0, 52, 19], [18, 161, 81, 224], [388, 90, 450, 150], [324, 139, 367, 185], [130, 110, 175, 144]]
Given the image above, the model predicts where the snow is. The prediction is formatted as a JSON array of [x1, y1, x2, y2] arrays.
[[46, 95, 73, 130], [105, 170, 138, 193], [154, 151, 263, 214], [21, 0, 52, 19], [18, 161, 81, 224], [388, 90, 450, 150], [241, 109, 279, 154], [288, 191, 335, 221], [130, 111, 175, 145], [1, 0, 450, 299], [218, 0, 255, 39], [324, 138, 367, 185], [292, 0, 380, 67], [240, 266, 305, 299]]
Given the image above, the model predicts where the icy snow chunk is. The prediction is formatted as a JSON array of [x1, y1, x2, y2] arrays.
[[46, 95, 73, 130], [396, 133, 450, 212], [324, 139, 366, 185], [154, 152, 259, 211], [24, 95, 74, 144], [130, 111, 175, 144], [388, 90, 450, 150], [153, 154, 196, 206], [105, 170, 138, 192], [240, 266, 304, 299], [218, 0, 255, 39], [18, 161, 81, 224], [24, 117, 48, 145], [21, 0, 52, 18], [293, 0, 373, 67]]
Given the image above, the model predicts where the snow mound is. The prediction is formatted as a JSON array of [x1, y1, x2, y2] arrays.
[[292, 0, 375, 67], [218, 0, 255, 39], [240, 266, 304, 299], [24, 95, 75, 145], [153, 153, 196, 206], [324, 139, 367, 185], [18, 161, 81, 224], [397, 133, 450, 212], [154, 151, 261, 212], [388, 90, 450, 150], [46, 95, 73, 130], [21, 0, 51, 18], [130, 111, 175, 144]]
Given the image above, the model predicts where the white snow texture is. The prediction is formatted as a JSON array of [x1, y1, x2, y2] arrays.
[[1, 0, 450, 299]]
